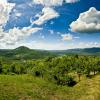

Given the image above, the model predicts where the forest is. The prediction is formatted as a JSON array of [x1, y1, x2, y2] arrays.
[[0, 55, 100, 86]]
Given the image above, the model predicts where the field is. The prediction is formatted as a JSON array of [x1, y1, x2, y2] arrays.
[[0, 74, 100, 100]]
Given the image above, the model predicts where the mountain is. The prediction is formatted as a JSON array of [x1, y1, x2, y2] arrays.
[[14, 46, 30, 52], [0, 47, 100, 60], [68, 47, 100, 55], [50, 47, 100, 56], [0, 46, 56, 60]]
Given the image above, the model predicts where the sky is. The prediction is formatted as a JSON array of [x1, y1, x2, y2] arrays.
[[0, 0, 100, 50]]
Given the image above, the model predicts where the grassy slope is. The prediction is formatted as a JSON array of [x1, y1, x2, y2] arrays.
[[0, 74, 100, 100]]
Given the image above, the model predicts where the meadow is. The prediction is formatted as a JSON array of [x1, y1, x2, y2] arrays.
[[0, 74, 100, 100]]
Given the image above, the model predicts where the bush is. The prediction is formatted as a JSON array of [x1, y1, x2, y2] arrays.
[[31, 65, 45, 78], [55, 75, 76, 86]]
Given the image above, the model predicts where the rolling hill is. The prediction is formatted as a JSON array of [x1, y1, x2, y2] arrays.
[[0, 46, 56, 60], [50, 47, 100, 56], [0, 46, 100, 60]]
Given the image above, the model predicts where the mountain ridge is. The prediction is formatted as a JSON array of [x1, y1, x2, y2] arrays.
[[0, 46, 100, 60]]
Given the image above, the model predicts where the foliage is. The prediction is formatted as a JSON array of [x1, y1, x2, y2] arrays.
[[0, 55, 100, 86], [0, 61, 2, 73]]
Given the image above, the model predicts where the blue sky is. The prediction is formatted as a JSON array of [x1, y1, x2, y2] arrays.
[[0, 0, 100, 50]]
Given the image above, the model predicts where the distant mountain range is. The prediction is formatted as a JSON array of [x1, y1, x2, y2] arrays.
[[50, 47, 100, 56], [0, 46, 100, 60]]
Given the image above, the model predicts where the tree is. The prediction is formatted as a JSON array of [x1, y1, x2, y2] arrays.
[[31, 61, 46, 78], [74, 58, 84, 81], [9, 63, 16, 73], [0, 61, 2, 73], [96, 61, 100, 72]]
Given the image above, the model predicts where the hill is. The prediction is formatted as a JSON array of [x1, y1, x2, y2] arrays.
[[50, 47, 100, 56], [0, 46, 56, 60], [0, 46, 100, 60]]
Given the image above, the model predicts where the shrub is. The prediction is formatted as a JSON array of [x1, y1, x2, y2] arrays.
[[55, 75, 76, 86]]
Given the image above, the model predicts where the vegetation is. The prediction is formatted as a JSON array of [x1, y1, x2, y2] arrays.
[[0, 74, 100, 100], [0, 46, 100, 100], [0, 55, 100, 85], [0, 46, 56, 60]]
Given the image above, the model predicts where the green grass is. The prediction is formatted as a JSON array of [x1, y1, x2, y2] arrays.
[[0, 74, 100, 100]]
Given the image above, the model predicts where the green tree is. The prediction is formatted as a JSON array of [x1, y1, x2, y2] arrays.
[[75, 58, 84, 81], [9, 63, 16, 73], [0, 61, 2, 73]]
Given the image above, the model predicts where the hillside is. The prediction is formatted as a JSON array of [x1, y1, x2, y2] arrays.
[[0, 48, 100, 100], [0, 74, 100, 100], [0, 46, 100, 60], [0, 46, 56, 60], [50, 47, 100, 56]]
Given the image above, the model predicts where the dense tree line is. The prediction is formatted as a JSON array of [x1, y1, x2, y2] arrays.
[[0, 55, 100, 86]]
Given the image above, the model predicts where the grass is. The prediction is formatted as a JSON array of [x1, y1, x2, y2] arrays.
[[0, 74, 100, 100]]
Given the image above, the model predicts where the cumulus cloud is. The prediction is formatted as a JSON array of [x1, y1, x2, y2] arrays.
[[32, 0, 79, 26], [61, 33, 73, 41], [33, 0, 62, 6], [0, 0, 15, 25], [0, 26, 42, 46], [32, 7, 59, 25], [70, 7, 100, 33], [65, 0, 79, 3], [33, 0, 79, 6], [0, 0, 42, 47], [0, 0, 44, 48]]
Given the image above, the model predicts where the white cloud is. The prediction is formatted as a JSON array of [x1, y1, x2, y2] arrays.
[[0, 0, 15, 25], [32, 0, 79, 26], [33, 0, 63, 6], [78, 42, 100, 48], [32, 7, 59, 25], [61, 33, 73, 41], [70, 7, 100, 33], [0, 26, 42, 46], [33, 0, 79, 6], [15, 12, 22, 17], [0, 0, 43, 48], [65, 0, 79, 3]]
